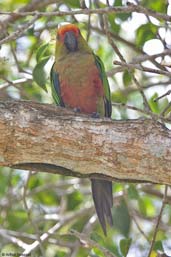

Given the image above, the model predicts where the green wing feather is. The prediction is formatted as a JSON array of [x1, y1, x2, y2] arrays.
[[50, 63, 64, 107], [94, 54, 112, 117]]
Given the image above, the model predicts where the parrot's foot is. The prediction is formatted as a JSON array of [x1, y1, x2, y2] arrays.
[[73, 107, 81, 113], [91, 112, 100, 118]]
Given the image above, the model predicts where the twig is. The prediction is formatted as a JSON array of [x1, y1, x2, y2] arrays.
[[125, 196, 150, 243], [0, 4, 170, 21], [0, 228, 29, 249], [113, 60, 171, 77], [132, 49, 171, 64], [132, 215, 150, 243], [0, 15, 39, 46], [112, 102, 151, 116], [154, 90, 171, 102], [141, 185, 171, 204], [104, 16, 152, 112], [21, 207, 93, 255], [104, 15, 125, 62], [22, 171, 45, 257], [0, 228, 74, 248], [161, 102, 171, 116], [0, 77, 33, 90], [69, 229, 117, 257], [112, 102, 171, 124], [147, 185, 168, 257], [91, 25, 167, 73], [132, 75, 152, 112], [110, 79, 171, 96], [90, 25, 142, 53], [0, 0, 58, 30]]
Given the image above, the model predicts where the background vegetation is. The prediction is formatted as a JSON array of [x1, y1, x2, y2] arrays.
[[0, 0, 171, 256]]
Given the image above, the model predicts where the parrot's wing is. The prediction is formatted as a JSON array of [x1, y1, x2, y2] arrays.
[[94, 54, 112, 118], [50, 63, 65, 107]]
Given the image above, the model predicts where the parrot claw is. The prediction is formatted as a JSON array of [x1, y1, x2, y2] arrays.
[[91, 112, 100, 118], [73, 107, 81, 113]]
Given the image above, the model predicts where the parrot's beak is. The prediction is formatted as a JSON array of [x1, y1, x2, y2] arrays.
[[64, 31, 78, 52]]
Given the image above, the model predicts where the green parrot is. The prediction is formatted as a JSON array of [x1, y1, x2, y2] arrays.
[[50, 23, 113, 235]]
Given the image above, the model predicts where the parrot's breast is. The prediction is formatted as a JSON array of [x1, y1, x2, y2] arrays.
[[55, 52, 105, 115]]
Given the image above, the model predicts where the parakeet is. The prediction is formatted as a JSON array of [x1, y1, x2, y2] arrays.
[[50, 23, 113, 235]]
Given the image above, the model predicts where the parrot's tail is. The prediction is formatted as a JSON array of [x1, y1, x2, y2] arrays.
[[91, 179, 113, 235]]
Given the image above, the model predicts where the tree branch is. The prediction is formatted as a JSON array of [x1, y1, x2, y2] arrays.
[[0, 100, 171, 185], [0, 3, 170, 21]]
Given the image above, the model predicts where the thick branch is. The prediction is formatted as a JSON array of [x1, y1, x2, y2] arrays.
[[0, 100, 171, 184]]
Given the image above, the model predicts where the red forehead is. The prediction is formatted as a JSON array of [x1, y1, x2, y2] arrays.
[[57, 24, 79, 37]]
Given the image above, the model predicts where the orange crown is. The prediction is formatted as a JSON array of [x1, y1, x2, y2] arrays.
[[57, 24, 80, 38]]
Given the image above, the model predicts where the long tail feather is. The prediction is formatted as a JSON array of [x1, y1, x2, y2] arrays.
[[91, 179, 113, 235]]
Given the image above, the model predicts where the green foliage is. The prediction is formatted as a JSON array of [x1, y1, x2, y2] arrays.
[[0, 244, 20, 255], [127, 184, 139, 199], [64, 0, 80, 8], [153, 240, 164, 251], [36, 43, 50, 63], [114, 0, 132, 21], [136, 23, 158, 47], [123, 70, 132, 87], [90, 248, 105, 257], [33, 43, 51, 92], [111, 90, 127, 103], [108, 13, 120, 34], [138, 196, 156, 217], [138, 197, 147, 216], [119, 238, 132, 257], [149, 93, 169, 114], [113, 199, 131, 237], [67, 191, 83, 210], [33, 56, 50, 92], [142, 0, 168, 13], [149, 93, 160, 113], [7, 209, 28, 230]]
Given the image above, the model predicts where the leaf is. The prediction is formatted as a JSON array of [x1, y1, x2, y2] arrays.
[[90, 232, 104, 243], [153, 240, 164, 251], [36, 43, 50, 62], [138, 198, 147, 216], [142, 0, 168, 13], [149, 93, 160, 113], [113, 199, 131, 236], [0, 244, 19, 255], [90, 249, 105, 257], [28, 175, 42, 189], [114, 0, 132, 21], [127, 185, 139, 199], [111, 90, 127, 103], [67, 190, 83, 210], [108, 13, 120, 34], [123, 70, 132, 87], [136, 23, 158, 47], [64, 0, 80, 7], [120, 238, 132, 257], [0, 168, 9, 196], [35, 190, 57, 205], [33, 56, 50, 92]]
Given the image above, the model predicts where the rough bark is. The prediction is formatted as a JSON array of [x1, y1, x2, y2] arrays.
[[0, 100, 171, 184]]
